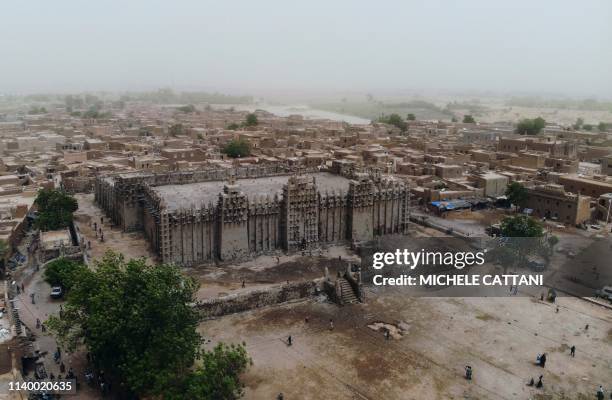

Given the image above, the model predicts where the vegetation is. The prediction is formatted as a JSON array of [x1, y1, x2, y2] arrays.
[[165, 343, 252, 400], [43, 258, 87, 290], [245, 113, 258, 127], [178, 104, 196, 113], [598, 122, 609, 132], [34, 189, 78, 231], [445, 100, 489, 116], [462, 115, 476, 123], [47, 251, 250, 399], [491, 215, 556, 270], [516, 117, 546, 135], [0, 239, 8, 269], [222, 138, 251, 158], [378, 113, 407, 131], [406, 113, 416, 121], [82, 105, 112, 119], [505, 182, 528, 211], [28, 106, 48, 115], [583, 124, 593, 131], [506, 97, 612, 112], [573, 117, 584, 130], [500, 215, 544, 238], [226, 123, 240, 131], [311, 99, 454, 121], [120, 89, 252, 105], [169, 123, 184, 137]]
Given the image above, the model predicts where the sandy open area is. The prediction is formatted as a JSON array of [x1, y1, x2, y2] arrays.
[[199, 291, 612, 400]]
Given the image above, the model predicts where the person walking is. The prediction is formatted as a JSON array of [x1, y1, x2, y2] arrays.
[[597, 385, 605, 400], [287, 336, 292, 346], [536, 375, 543, 388], [329, 319, 334, 331], [570, 345, 576, 357], [465, 366, 472, 380]]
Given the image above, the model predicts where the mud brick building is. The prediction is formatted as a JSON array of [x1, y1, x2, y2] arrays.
[[95, 167, 409, 265]]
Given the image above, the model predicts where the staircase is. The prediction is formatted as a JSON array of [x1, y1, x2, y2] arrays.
[[338, 278, 358, 304]]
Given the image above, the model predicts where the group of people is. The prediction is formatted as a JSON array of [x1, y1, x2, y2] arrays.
[[84, 368, 111, 395], [463, 345, 607, 397]]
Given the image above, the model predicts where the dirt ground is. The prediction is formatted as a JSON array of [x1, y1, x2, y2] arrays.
[[199, 291, 612, 400], [72, 194, 612, 399], [73, 194, 158, 264]]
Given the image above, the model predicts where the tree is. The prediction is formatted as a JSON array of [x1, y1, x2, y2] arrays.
[[222, 139, 251, 158], [178, 104, 196, 113], [28, 106, 48, 115], [43, 258, 87, 290], [169, 123, 184, 137], [245, 113, 258, 127], [583, 124, 593, 131], [505, 182, 528, 212], [598, 122, 609, 132], [34, 189, 78, 231], [165, 343, 252, 400], [462, 115, 476, 123], [500, 215, 544, 238], [378, 113, 407, 131], [47, 252, 202, 398], [226, 123, 240, 131], [516, 117, 546, 135], [406, 113, 416, 121], [573, 117, 584, 130], [0, 239, 8, 269]]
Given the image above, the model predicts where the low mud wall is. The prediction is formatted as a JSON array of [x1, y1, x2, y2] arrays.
[[196, 279, 321, 320]]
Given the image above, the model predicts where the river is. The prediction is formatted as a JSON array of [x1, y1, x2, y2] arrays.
[[223, 104, 371, 125]]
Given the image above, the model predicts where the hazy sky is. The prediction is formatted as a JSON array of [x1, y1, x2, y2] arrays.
[[1, 0, 611, 98]]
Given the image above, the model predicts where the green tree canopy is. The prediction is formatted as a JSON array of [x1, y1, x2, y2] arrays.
[[169, 123, 184, 137], [28, 106, 48, 115], [43, 258, 87, 290], [166, 343, 252, 400], [0, 239, 8, 268], [516, 117, 546, 135], [598, 122, 609, 132], [500, 215, 544, 238], [47, 252, 201, 397], [178, 104, 196, 113], [573, 117, 584, 130], [462, 115, 476, 123], [406, 113, 416, 121], [226, 123, 240, 131], [222, 139, 251, 158], [245, 113, 258, 126], [378, 113, 407, 131], [505, 182, 528, 211], [34, 189, 78, 231]]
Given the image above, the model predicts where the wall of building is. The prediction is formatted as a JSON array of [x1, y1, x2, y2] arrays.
[[96, 168, 409, 266], [196, 280, 319, 319]]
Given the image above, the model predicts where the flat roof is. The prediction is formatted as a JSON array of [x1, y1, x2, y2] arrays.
[[152, 172, 351, 210]]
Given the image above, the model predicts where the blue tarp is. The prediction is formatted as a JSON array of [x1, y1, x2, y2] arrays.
[[430, 200, 472, 210]]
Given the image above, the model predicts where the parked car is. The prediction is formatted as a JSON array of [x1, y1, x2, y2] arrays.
[[595, 286, 612, 301], [527, 259, 546, 272], [50, 286, 63, 299]]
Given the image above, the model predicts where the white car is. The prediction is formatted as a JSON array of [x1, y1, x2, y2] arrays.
[[595, 286, 612, 301], [50, 286, 63, 299]]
